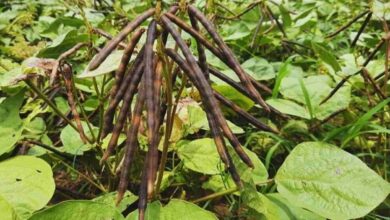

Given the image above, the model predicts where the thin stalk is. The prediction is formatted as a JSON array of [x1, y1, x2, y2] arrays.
[[25, 80, 78, 131], [326, 10, 370, 38], [191, 179, 274, 203], [49, 154, 107, 192]]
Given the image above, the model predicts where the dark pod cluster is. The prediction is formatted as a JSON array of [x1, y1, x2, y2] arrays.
[[66, 4, 282, 219]]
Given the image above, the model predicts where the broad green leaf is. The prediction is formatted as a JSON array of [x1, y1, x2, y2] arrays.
[[269, 75, 351, 120], [311, 42, 341, 72], [92, 191, 138, 213], [79, 50, 124, 78], [29, 200, 124, 220], [0, 195, 18, 220], [241, 57, 275, 81], [279, 5, 292, 27], [0, 91, 24, 156], [265, 193, 325, 220], [126, 201, 162, 220], [23, 117, 46, 135], [242, 183, 289, 220], [0, 156, 55, 219], [183, 105, 244, 134], [126, 199, 217, 220], [213, 84, 254, 111], [222, 22, 251, 41], [41, 17, 84, 35], [275, 142, 390, 220], [314, 86, 350, 120], [266, 99, 310, 119], [203, 147, 268, 192], [37, 29, 88, 58], [101, 133, 127, 150], [202, 174, 235, 193], [161, 199, 217, 220], [0, 67, 22, 88], [230, 147, 268, 183], [177, 138, 222, 175], [60, 122, 97, 155]]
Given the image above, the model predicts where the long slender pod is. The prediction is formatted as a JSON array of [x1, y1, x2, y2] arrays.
[[165, 13, 273, 94], [326, 10, 370, 38], [208, 67, 287, 119], [89, 9, 155, 70], [163, 40, 252, 170], [214, 91, 278, 133], [351, 12, 372, 48], [161, 17, 253, 167], [187, 6, 270, 112], [116, 87, 145, 204], [101, 49, 145, 138], [164, 49, 236, 176], [110, 28, 145, 100], [361, 68, 386, 99], [164, 12, 223, 57], [165, 49, 245, 186], [101, 66, 144, 163], [62, 64, 88, 143], [143, 20, 159, 200], [92, 28, 127, 48], [321, 37, 387, 104], [150, 60, 163, 195], [138, 60, 164, 220], [188, 11, 209, 80]]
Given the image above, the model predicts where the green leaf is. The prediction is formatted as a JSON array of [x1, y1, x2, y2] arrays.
[[60, 122, 97, 155], [126, 201, 161, 220], [203, 147, 268, 192], [241, 57, 275, 81], [79, 50, 124, 78], [183, 105, 244, 134], [269, 75, 351, 120], [279, 5, 292, 27], [265, 193, 325, 220], [37, 29, 88, 58], [266, 99, 310, 119], [275, 142, 390, 220], [0, 91, 24, 156], [92, 191, 138, 213], [0, 156, 55, 219], [372, 0, 390, 20], [311, 42, 341, 72], [230, 147, 268, 183], [213, 84, 254, 111], [242, 183, 289, 220], [177, 138, 222, 175], [126, 200, 217, 220], [29, 200, 124, 220], [0, 195, 18, 220], [161, 199, 217, 220], [41, 17, 84, 36]]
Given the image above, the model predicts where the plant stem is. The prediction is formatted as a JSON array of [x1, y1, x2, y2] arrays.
[[25, 80, 78, 131], [155, 40, 173, 195], [49, 154, 107, 192], [191, 179, 274, 203]]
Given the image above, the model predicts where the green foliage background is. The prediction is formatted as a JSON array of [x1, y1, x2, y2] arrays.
[[0, 0, 389, 219]]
